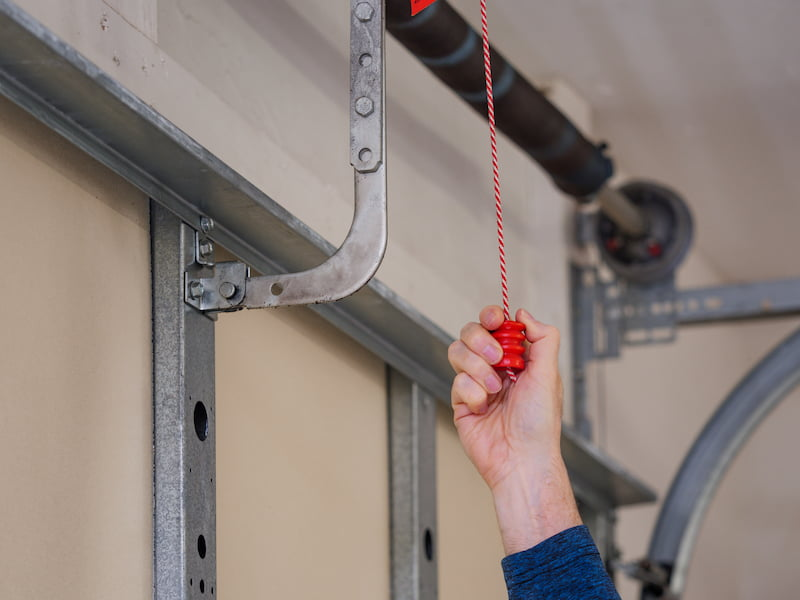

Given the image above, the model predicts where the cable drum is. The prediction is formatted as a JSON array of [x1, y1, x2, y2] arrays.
[[597, 181, 693, 284]]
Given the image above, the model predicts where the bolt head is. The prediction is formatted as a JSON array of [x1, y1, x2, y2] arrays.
[[355, 2, 374, 21], [200, 216, 215, 233], [355, 96, 374, 117], [219, 281, 237, 299], [188, 280, 204, 299]]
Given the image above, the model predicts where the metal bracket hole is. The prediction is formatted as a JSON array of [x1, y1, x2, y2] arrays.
[[193, 401, 209, 441], [424, 528, 434, 562]]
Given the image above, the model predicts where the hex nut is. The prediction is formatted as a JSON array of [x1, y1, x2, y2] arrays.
[[355, 96, 374, 117], [355, 2, 374, 21], [188, 280, 204, 299], [198, 240, 214, 257]]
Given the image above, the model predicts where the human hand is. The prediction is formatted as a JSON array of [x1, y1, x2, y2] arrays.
[[448, 306, 564, 489], [448, 306, 580, 553]]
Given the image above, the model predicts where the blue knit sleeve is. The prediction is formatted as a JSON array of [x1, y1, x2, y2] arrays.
[[501, 525, 621, 600]]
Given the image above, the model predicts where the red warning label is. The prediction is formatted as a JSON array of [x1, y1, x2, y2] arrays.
[[411, 0, 439, 16]]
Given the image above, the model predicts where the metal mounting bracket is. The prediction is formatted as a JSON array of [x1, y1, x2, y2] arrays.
[[185, 260, 249, 312], [598, 276, 678, 357], [184, 0, 387, 311], [570, 208, 800, 440], [578, 270, 800, 362]]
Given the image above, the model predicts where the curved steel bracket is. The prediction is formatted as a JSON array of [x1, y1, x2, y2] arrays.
[[641, 325, 800, 599], [187, 0, 387, 310]]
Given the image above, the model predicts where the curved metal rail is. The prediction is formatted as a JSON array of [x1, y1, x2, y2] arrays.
[[642, 325, 800, 599]]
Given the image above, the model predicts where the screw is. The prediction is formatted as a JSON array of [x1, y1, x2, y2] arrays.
[[355, 96, 374, 117], [355, 2, 374, 21], [188, 280, 204, 299], [200, 216, 215, 233], [219, 281, 237, 299], [199, 240, 214, 258]]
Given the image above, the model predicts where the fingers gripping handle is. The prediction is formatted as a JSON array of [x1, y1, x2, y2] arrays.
[[491, 320, 525, 372]]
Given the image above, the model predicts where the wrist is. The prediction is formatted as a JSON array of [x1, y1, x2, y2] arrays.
[[490, 455, 582, 555]]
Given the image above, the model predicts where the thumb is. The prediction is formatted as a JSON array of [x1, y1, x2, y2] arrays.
[[516, 309, 561, 377]]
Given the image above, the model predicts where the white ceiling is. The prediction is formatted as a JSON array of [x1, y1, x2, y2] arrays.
[[452, 0, 800, 283]]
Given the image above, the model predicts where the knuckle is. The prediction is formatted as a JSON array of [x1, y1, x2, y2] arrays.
[[479, 305, 500, 325], [463, 322, 489, 349], [451, 372, 471, 405], [453, 372, 484, 406], [452, 371, 470, 390], [459, 321, 478, 341], [447, 340, 462, 363], [466, 379, 486, 404]]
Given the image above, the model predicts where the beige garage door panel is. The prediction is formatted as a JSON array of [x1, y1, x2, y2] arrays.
[[436, 406, 507, 600], [0, 97, 152, 599], [216, 308, 389, 598]]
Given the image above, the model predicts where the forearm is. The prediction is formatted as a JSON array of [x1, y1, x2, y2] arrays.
[[493, 455, 620, 600], [502, 525, 621, 600], [491, 453, 582, 555]]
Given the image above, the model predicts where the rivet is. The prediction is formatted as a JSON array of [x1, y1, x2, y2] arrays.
[[219, 281, 237, 299], [358, 148, 373, 162]]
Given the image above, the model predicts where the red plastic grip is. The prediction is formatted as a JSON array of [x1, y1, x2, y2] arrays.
[[491, 320, 526, 372]]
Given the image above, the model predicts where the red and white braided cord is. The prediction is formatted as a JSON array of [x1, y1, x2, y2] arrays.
[[480, 0, 517, 381], [479, 0, 510, 323]]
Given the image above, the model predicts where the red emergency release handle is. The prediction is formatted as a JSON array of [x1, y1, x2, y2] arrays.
[[491, 320, 526, 373]]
